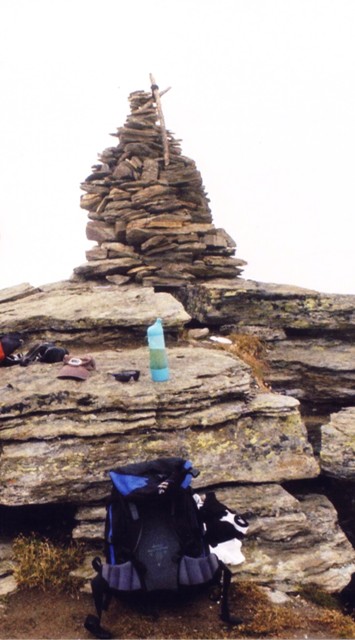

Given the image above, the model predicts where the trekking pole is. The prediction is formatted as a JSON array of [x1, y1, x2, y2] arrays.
[[219, 564, 243, 625]]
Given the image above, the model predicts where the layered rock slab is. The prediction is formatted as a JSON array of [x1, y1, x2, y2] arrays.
[[176, 278, 355, 409], [266, 339, 355, 405], [0, 281, 190, 346], [0, 347, 318, 506], [228, 485, 355, 592], [320, 407, 355, 480], [176, 278, 355, 334], [71, 483, 355, 593]]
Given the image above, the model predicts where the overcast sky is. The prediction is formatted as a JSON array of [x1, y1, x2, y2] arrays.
[[0, 0, 354, 294]]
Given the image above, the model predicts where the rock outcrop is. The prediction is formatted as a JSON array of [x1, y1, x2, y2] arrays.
[[1, 279, 355, 596], [72, 483, 355, 595], [0, 348, 318, 506], [176, 278, 355, 413], [176, 279, 355, 335], [0, 281, 190, 346], [1, 82, 355, 600]]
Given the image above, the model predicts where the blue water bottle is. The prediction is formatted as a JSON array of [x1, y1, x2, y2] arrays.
[[147, 318, 169, 382]]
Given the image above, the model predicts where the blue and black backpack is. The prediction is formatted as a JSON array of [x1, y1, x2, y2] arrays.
[[84, 457, 248, 639]]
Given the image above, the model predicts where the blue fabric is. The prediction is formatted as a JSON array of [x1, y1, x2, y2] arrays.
[[108, 505, 116, 564], [181, 460, 193, 488], [109, 471, 148, 496]]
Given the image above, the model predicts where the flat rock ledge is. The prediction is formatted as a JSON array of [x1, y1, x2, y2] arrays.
[[0, 346, 318, 506], [176, 278, 355, 333]]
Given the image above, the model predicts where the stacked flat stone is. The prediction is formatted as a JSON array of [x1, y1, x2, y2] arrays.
[[75, 89, 246, 287]]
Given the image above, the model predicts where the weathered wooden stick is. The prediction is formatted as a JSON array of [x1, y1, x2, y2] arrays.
[[150, 73, 170, 167], [159, 87, 171, 98]]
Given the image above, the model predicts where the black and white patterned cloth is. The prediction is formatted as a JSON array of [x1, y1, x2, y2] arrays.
[[194, 491, 249, 565]]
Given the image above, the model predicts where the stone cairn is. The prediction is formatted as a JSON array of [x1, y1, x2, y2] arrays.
[[74, 80, 246, 288]]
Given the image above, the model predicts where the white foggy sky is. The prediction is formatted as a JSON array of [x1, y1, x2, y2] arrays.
[[0, 0, 354, 294]]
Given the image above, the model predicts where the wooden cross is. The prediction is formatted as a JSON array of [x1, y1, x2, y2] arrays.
[[150, 74, 170, 167]]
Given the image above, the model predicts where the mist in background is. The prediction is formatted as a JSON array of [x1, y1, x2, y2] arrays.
[[0, 0, 354, 294]]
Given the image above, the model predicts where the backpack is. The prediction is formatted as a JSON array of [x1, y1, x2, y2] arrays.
[[0, 332, 23, 366], [20, 342, 68, 366], [84, 457, 248, 639], [0, 335, 68, 367]]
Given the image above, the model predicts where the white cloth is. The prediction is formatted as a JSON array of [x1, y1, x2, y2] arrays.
[[193, 492, 248, 565], [210, 538, 246, 565]]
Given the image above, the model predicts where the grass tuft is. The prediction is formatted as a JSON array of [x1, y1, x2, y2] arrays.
[[230, 581, 355, 638], [12, 533, 84, 592], [221, 333, 270, 390], [297, 583, 341, 609]]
